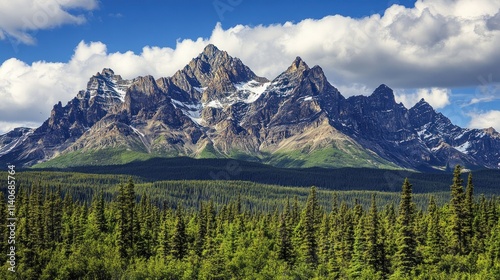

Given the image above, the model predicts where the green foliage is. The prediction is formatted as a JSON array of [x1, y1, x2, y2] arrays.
[[26, 157, 500, 195], [0, 165, 498, 279], [263, 145, 399, 169], [394, 178, 418, 276], [449, 165, 467, 255], [33, 148, 154, 168]]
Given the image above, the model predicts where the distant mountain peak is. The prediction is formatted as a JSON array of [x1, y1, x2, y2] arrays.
[[286, 56, 310, 73], [2, 45, 500, 171], [372, 84, 393, 96], [100, 68, 115, 77], [415, 98, 430, 106], [201, 44, 221, 57], [411, 98, 434, 112], [368, 84, 397, 108]]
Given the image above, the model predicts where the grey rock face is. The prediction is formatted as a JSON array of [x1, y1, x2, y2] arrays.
[[1, 45, 499, 171]]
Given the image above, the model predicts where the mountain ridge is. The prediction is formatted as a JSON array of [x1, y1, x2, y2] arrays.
[[1, 44, 499, 171]]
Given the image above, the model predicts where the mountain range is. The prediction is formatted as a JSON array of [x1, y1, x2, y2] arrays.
[[1, 44, 499, 171]]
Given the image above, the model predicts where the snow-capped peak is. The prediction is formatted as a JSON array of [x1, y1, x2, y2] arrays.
[[77, 69, 132, 105]]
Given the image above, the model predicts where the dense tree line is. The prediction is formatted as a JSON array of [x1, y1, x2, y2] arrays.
[[1, 170, 455, 212], [34, 157, 500, 194], [0, 165, 499, 279]]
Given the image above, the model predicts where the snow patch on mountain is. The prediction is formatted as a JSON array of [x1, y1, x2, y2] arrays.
[[204, 80, 270, 109], [129, 125, 145, 137], [113, 79, 133, 102], [0, 129, 33, 156], [234, 80, 270, 103], [171, 99, 203, 125], [194, 86, 207, 93], [454, 141, 471, 154]]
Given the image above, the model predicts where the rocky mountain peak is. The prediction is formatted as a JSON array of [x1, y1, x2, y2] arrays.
[[286, 56, 310, 73], [483, 127, 498, 136], [2, 45, 500, 171], [100, 68, 115, 77], [128, 75, 159, 95], [412, 98, 434, 111], [201, 44, 221, 58], [76, 67, 130, 108], [367, 84, 397, 110], [371, 84, 394, 98], [171, 45, 268, 103]]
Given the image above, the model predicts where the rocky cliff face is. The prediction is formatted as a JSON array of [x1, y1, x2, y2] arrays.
[[1, 44, 499, 170]]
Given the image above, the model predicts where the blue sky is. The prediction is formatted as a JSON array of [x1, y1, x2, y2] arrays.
[[1, 0, 416, 63], [1, 0, 500, 134]]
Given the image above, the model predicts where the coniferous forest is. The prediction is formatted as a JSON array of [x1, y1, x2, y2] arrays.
[[1, 165, 499, 279]]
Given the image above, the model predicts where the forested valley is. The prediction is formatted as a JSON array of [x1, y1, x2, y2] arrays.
[[1, 165, 499, 279]]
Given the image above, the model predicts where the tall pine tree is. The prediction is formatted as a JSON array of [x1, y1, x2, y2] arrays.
[[394, 178, 418, 276], [301, 186, 319, 267], [171, 206, 188, 260], [449, 165, 466, 255], [464, 172, 474, 253], [424, 196, 443, 264]]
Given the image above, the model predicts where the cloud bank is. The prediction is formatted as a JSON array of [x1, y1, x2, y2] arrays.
[[395, 88, 451, 109], [468, 111, 500, 130], [0, 0, 98, 44], [1, 0, 500, 133]]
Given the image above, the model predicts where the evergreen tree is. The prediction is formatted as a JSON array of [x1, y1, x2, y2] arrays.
[[278, 212, 294, 265], [318, 213, 331, 264], [394, 178, 418, 276], [137, 194, 154, 258], [291, 195, 300, 226], [61, 192, 74, 255], [487, 219, 500, 268], [464, 172, 474, 253], [353, 199, 363, 225], [365, 194, 386, 274], [29, 182, 44, 251], [449, 165, 466, 255], [171, 206, 188, 260], [301, 186, 319, 267], [43, 189, 57, 249], [117, 179, 137, 260], [350, 215, 367, 278], [93, 189, 106, 233], [195, 202, 207, 257], [158, 217, 170, 258], [338, 202, 354, 264], [424, 196, 443, 264]]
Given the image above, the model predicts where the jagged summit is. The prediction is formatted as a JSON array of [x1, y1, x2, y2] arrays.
[[100, 68, 115, 77], [286, 56, 310, 73], [1, 45, 500, 171], [411, 98, 433, 110], [371, 84, 394, 99], [172, 45, 268, 103], [201, 44, 221, 58]]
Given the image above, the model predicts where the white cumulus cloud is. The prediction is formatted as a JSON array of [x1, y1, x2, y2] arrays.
[[2, 0, 500, 134], [468, 110, 500, 131], [0, 0, 98, 44], [395, 88, 451, 109]]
